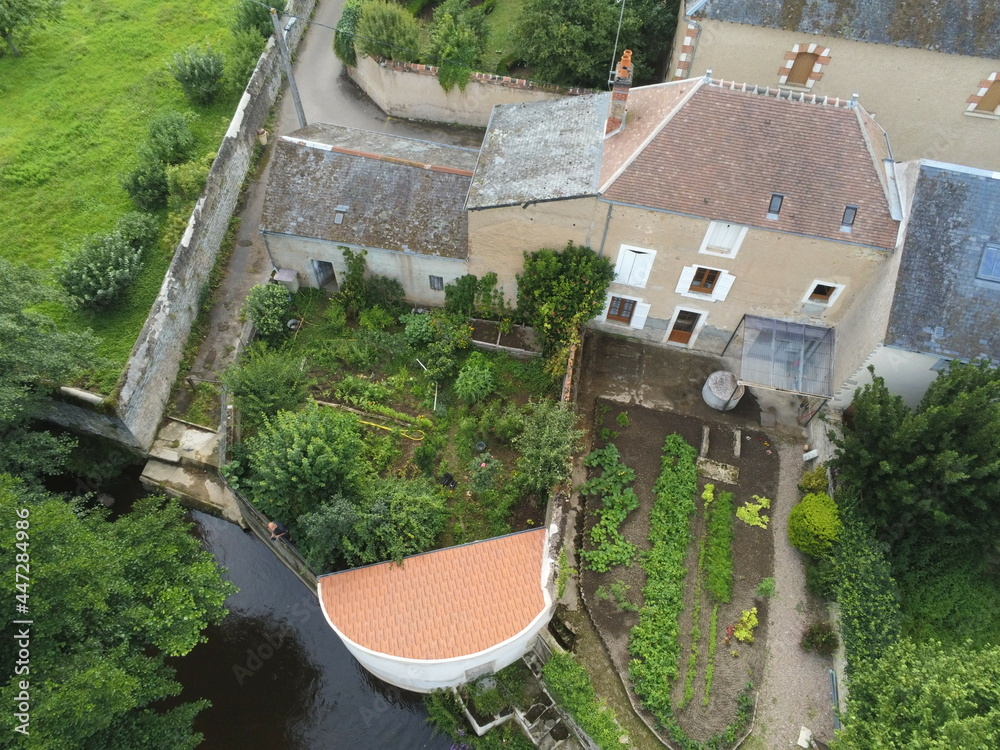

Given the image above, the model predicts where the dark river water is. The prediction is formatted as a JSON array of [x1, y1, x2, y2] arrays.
[[168, 510, 452, 750]]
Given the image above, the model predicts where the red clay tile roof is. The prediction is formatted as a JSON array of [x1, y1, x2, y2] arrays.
[[318, 528, 548, 660], [602, 80, 900, 250]]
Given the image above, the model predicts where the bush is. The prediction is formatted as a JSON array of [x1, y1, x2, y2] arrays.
[[336, 248, 406, 319], [232, 0, 286, 38], [801, 621, 839, 655], [166, 161, 209, 208], [542, 652, 628, 750], [355, 0, 420, 62], [113, 212, 160, 252], [401, 312, 435, 346], [243, 283, 292, 345], [168, 44, 226, 105], [805, 555, 837, 600], [513, 400, 581, 497], [57, 232, 144, 308], [798, 463, 829, 495], [122, 151, 169, 210], [455, 351, 495, 403], [222, 344, 311, 433], [788, 491, 841, 558], [228, 27, 267, 89], [358, 305, 394, 331], [147, 111, 195, 164], [425, 0, 483, 92], [333, 0, 364, 66]]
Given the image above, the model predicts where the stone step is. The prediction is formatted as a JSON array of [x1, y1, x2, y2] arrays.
[[140, 459, 244, 527]]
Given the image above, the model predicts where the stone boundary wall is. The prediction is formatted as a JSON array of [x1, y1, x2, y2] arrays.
[[350, 54, 595, 127], [115, 1, 316, 451]]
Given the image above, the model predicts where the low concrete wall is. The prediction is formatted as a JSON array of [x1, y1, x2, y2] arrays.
[[350, 55, 594, 127], [114, 0, 315, 451]]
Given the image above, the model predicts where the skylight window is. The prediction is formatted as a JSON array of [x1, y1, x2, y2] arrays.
[[767, 194, 783, 220], [840, 205, 858, 233], [978, 243, 1000, 282]]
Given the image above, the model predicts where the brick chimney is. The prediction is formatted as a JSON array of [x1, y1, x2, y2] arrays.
[[605, 49, 634, 136]]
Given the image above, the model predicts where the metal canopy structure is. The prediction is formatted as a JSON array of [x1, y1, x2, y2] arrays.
[[736, 315, 836, 397]]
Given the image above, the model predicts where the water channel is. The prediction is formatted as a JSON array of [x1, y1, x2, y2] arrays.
[[81, 467, 450, 750]]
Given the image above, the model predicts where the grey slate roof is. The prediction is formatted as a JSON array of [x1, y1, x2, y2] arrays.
[[886, 162, 1000, 362], [261, 124, 478, 258], [466, 94, 609, 209], [695, 0, 1000, 58]]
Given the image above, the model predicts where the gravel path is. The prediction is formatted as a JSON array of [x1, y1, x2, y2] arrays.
[[754, 442, 837, 748]]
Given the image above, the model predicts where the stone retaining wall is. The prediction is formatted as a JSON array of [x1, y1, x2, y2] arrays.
[[350, 54, 594, 127], [114, 1, 315, 451]]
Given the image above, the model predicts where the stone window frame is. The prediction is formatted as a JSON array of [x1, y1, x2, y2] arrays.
[[966, 72, 1000, 118], [778, 43, 831, 89]]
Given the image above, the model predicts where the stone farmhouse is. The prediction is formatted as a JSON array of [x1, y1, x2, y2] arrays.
[[671, 0, 1000, 170]]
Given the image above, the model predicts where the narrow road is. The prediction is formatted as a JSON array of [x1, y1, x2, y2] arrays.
[[185, 0, 484, 390]]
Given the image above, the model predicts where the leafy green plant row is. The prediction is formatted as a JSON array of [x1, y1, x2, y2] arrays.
[[541, 652, 628, 750], [579, 444, 638, 572], [702, 484, 734, 603], [629, 433, 698, 724], [703, 604, 719, 706]]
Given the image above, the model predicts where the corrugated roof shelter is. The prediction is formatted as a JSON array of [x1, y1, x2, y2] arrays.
[[887, 161, 1000, 362], [694, 0, 1000, 58], [317, 528, 552, 692], [262, 124, 478, 259]]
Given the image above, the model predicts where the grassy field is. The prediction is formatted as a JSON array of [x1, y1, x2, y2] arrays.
[[0, 0, 242, 391]]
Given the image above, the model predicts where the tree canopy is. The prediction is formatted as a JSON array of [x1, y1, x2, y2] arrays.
[[831, 361, 1000, 559], [0, 258, 99, 482], [0, 477, 235, 747], [832, 638, 1000, 749], [0, 0, 63, 57]]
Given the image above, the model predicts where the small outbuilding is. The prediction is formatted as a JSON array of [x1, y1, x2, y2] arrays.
[[317, 528, 553, 692]]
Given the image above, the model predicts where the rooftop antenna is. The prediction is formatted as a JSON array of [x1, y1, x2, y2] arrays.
[[608, 0, 627, 88]]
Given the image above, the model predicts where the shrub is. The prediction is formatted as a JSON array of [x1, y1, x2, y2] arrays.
[[147, 111, 195, 164], [333, 0, 364, 66], [228, 27, 267, 89], [355, 0, 420, 62], [425, 3, 482, 91], [801, 621, 839, 655], [805, 555, 837, 600], [113, 212, 160, 252], [168, 44, 226, 105], [336, 248, 406, 319], [401, 312, 435, 346], [455, 351, 495, 403], [122, 151, 169, 210], [243, 283, 292, 345], [798, 463, 828, 495], [166, 161, 209, 208], [57, 232, 144, 308], [513, 400, 581, 497], [222, 344, 311, 433], [232, 0, 286, 38], [542, 652, 628, 750], [788, 491, 841, 558], [444, 271, 507, 319], [358, 305, 394, 331]]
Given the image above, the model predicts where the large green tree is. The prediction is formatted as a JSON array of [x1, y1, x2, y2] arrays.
[[0, 259, 98, 482], [833, 639, 1000, 749], [0, 0, 63, 57], [0, 476, 235, 747], [355, 0, 420, 62], [831, 362, 1000, 557]]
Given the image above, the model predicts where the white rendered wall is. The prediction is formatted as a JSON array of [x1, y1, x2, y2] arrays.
[[831, 345, 942, 409]]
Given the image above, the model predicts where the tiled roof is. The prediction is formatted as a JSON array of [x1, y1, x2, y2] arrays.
[[261, 124, 478, 259], [602, 81, 900, 250], [318, 528, 548, 660], [886, 161, 1000, 361], [694, 0, 1000, 58], [467, 95, 607, 209]]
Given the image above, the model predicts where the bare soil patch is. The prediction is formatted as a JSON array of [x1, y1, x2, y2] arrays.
[[581, 398, 779, 744]]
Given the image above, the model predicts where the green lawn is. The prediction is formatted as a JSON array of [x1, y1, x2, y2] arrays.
[[0, 0, 242, 391], [481, 0, 525, 73]]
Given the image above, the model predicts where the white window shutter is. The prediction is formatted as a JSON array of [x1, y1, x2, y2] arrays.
[[613, 251, 634, 284], [714, 272, 736, 301], [630, 302, 651, 329], [629, 252, 653, 287], [676, 266, 696, 294]]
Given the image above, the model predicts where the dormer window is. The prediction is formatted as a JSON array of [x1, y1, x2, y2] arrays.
[[841, 205, 858, 233], [334, 204, 349, 225], [767, 194, 783, 220]]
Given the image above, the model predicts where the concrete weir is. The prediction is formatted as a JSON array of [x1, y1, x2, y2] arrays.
[[140, 418, 244, 527]]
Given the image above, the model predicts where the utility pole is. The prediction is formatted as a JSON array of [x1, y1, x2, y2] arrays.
[[271, 8, 307, 129]]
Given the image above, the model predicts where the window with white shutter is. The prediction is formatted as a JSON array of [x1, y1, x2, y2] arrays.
[[676, 265, 735, 302], [699, 221, 749, 258], [613, 245, 656, 287]]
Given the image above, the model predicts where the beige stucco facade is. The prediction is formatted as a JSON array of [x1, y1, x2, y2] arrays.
[[672, 19, 1000, 169], [261, 233, 469, 307]]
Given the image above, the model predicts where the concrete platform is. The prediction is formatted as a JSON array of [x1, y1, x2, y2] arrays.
[[140, 458, 244, 527], [149, 418, 221, 470]]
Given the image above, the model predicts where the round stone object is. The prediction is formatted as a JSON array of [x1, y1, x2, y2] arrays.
[[703, 371, 744, 411]]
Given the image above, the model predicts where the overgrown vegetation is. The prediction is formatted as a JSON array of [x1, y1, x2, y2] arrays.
[[542, 652, 629, 750]]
